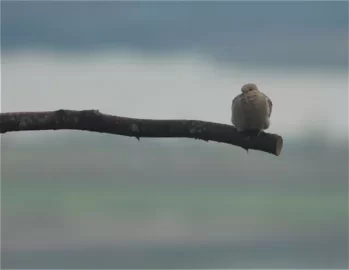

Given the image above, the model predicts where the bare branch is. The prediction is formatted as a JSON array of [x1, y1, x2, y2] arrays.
[[0, 109, 283, 156]]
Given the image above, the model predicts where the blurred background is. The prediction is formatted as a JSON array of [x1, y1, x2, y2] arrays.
[[1, 1, 348, 268]]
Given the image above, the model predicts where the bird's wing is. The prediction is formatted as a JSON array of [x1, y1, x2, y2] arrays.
[[232, 93, 242, 106], [266, 97, 273, 117], [260, 92, 272, 117]]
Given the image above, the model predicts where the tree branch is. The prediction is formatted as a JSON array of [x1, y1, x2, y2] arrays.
[[0, 109, 283, 156]]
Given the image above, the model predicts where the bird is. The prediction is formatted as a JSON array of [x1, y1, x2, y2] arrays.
[[231, 83, 273, 137]]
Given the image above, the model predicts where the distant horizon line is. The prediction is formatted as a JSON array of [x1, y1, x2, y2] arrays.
[[2, 48, 348, 71]]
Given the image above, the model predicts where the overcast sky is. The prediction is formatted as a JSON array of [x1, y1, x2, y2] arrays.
[[1, 1, 348, 140], [2, 1, 348, 67]]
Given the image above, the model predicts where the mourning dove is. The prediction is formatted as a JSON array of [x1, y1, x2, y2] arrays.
[[231, 83, 273, 135]]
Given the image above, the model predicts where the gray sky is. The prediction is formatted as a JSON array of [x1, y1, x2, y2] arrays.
[[2, 1, 348, 67], [2, 51, 348, 140]]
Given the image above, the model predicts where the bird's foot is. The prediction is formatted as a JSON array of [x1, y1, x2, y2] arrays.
[[241, 130, 261, 140]]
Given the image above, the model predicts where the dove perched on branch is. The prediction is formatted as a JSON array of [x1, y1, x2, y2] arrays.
[[231, 83, 273, 136]]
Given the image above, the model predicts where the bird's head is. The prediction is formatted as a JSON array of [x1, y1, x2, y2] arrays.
[[241, 83, 259, 93]]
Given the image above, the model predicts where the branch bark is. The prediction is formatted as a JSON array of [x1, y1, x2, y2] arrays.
[[0, 109, 283, 156]]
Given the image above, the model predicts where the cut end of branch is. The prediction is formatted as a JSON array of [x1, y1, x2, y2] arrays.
[[275, 136, 283, 156]]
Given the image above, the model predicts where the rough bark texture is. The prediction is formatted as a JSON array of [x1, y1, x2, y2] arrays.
[[0, 109, 283, 156]]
